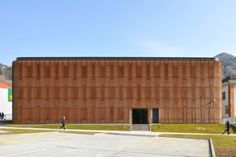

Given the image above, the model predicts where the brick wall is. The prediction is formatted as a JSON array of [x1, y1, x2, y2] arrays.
[[228, 84, 235, 117], [13, 59, 222, 124]]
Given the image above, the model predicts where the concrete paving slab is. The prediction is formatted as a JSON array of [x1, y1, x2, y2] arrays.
[[0, 132, 210, 157]]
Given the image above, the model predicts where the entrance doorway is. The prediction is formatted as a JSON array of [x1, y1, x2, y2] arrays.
[[132, 108, 148, 124], [152, 108, 159, 123]]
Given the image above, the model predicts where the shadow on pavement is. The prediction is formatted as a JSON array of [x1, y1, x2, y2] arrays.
[[0, 120, 13, 125]]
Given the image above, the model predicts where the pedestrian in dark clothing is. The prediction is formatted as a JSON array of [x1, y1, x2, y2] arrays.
[[2, 112, 5, 120], [60, 116, 66, 130], [0, 112, 4, 120], [0, 112, 2, 120], [222, 120, 230, 135]]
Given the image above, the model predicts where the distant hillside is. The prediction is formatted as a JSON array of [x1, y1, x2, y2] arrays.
[[215, 52, 236, 78], [0, 63, 12, 86]]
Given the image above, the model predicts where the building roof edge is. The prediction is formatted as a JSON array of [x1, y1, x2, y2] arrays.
[[16, 57, 217, 61]]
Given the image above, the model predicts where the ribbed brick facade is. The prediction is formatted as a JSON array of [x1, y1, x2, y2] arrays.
[[228, 84, 235, 117], [13, 57, 222, 124]]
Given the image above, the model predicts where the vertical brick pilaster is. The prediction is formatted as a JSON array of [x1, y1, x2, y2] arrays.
[[229, 84, 235, 117]]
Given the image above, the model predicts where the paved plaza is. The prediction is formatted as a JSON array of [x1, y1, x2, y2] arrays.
[[0, 132, 210, 157]]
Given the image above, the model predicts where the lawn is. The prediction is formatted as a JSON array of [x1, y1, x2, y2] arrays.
[[151, 124, 235, 134], [0, 128, 100, 135], [6, 124, 130, 131], [0, 128, 55, 135], [7, 124, 235, 133], [160, 134, 236, 157]]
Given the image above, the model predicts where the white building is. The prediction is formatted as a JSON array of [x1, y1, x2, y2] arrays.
[[222, 76, 236, 124], [0, 83, 12, 119]]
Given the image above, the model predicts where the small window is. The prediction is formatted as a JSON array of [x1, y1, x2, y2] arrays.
[[222, 92, 226, 100], [225, 105, 229, 115]]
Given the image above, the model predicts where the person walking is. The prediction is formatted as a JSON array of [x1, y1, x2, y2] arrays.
[[2, 112, 5, 120], [222, 120, 230, 135], [60, 116, 66, 130], [0, 112, 2, 120]]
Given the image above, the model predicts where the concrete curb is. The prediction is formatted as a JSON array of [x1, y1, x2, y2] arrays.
[[208, 139, 216, 157]]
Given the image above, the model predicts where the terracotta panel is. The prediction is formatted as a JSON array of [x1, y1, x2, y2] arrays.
[[13, 59, 222, 124], [229, 84, 235, 117]]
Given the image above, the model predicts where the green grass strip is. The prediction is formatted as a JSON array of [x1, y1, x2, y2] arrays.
[[6, 124, 130, 131], [151, 124, 234, 134], [0, 129, 55, 135]]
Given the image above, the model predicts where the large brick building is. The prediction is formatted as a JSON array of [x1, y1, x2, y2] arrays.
[[13, 57, 222, 124]]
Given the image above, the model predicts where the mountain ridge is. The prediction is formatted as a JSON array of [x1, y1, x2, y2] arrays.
[[215, 52, 236, 78], [0, 63, 12, 86]]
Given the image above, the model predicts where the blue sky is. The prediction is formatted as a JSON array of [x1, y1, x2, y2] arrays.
[[1, 0, 236, 66]]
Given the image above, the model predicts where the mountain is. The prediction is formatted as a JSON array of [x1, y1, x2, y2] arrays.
[[0, 63, 12, 86], [215, 52, 236, 78]]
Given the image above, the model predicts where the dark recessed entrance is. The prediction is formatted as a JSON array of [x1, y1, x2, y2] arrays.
[[152, 108, 159, 123], [132, 109, 148, 124]]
